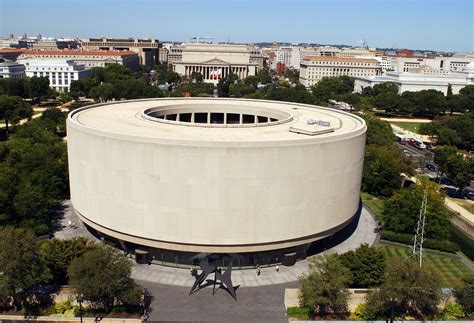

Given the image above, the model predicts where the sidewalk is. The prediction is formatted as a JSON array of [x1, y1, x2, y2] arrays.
[[445, 197, 474, 223]]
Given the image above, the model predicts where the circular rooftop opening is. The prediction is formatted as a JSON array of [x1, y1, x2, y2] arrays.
[[141, 103, 293, 128]]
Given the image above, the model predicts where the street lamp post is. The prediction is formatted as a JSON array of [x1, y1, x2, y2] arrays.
[[389, 297, 397, 323], [76, 294, 84, 323]]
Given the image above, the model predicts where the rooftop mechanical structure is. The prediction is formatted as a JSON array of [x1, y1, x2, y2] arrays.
[[67, 98, 366, 266]]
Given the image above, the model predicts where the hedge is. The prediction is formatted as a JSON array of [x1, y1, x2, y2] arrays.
[[287, 307, 311, 319], [449, 226, 474, 260], [381, 230, 460, 253]]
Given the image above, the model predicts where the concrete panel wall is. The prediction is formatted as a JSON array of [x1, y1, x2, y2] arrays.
[[67, 119, 365, 251]]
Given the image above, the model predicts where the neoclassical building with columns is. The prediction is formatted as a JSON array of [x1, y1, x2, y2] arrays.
[[170, 43, 263, 83]]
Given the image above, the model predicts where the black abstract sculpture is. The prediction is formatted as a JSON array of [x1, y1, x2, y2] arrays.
[[189, 256, 237, 300]]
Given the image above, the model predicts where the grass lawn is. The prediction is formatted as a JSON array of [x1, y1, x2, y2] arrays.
[[452, 198, 474, 214], [361, 192, 385, 219], [389, 121, 424, 134], [379, 244, 472, 288]]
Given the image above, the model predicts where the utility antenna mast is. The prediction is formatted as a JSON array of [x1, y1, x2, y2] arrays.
[[412, 188, 428, 267]]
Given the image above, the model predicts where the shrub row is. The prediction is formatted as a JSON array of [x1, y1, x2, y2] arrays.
[[381, 230, 460, 253], [449, 226, 474, 260], [287, 307, 311, 319]]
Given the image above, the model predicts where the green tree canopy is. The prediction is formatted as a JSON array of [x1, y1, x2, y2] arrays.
[[298, 254, 352, 318], [365, 258, 442, 320], [257, 68, 272, 84], [0, 95, 33, 136], [311, 76, 354, 104], [454, 275, 474, 318], [28, 77, 50, 99], [362, 145, 413, 197], [338, 243, 386, 288], [434, 146, 474, 192], [364, 115, 395, 146], [38, 237, 98, 284], [0, 122, 68, 234], [67, 245, 141, 312], [0, 78, 29, 98], [382, 180, 451, 240], [0, 226, 51, 310]]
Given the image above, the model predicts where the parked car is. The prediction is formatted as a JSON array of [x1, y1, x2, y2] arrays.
[[462, 188, 474, 200], [425, 163, 436, 171]]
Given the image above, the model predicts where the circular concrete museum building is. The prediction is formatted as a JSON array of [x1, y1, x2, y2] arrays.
[[67, 98, 366, 266]]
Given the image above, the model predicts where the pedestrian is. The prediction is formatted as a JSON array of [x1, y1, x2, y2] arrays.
[[276, 265, 279, 273], [256, 265, 261, 276]]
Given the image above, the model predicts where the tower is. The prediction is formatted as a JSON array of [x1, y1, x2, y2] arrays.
[[412, 188, 428, 267]]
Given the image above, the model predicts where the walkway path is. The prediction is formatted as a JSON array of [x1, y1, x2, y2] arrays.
[[445, 197, 474, 223]]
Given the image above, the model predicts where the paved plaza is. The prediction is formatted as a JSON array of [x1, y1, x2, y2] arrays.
[[139, 280, 297, 322]]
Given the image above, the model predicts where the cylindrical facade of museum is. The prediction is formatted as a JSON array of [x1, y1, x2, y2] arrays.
[[67, 98, 366, 254]]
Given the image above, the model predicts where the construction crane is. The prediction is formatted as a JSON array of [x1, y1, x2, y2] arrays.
[[411, 188, 428, 267], [190, 36, 215, 44], [356, 38, 369, 49]]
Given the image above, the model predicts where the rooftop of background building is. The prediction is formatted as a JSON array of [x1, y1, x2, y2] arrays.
[[0, 48, 137, 56]]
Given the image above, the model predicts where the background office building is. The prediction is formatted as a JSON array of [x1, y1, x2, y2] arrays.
[[354, 62, 474, 95], [170, 43, 264, 83], [300, 56, 382, 87], [0, 60, 25, 78], [19, 59, 92, 92], [0, 49, 141, 71], [80, 37, 161, 66]]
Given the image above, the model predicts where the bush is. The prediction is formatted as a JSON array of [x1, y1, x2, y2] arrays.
[[54, 299, 73, 314], [381, 230, 460, 253], [450, 226, 474, 260], [287, 306, 310, 319], [349, 302, 375, 321], [440, 302, 465, 320]]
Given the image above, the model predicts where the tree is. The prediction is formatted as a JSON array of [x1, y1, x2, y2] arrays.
[[410, 90, 446, 117], [229, 83, 255, 97], [68, 245, 141, 312], [28, 77, 50, 99], [434, 146, 474, 193], [374, 92, 401, 112], [266, 83, 314, 104], [0, 122, 68, 234], [39, 107, 67, 136], [89, 83, 114, 102], [362, 145, 413, 197], [282, 68, 300, 83], [372, 82, 399, 96], [217, 73, 238, 97], [0, 95, 33, 136], [257, 68, 272, 84], [311, 76, 354, 104], [454, 275, 474, 318], [338, 244, 385, 288], [365, 258, 442, 320], [0, 78, 28, 98], [38, 237, 98, 284], [459, 85, 474, 111], [364, 115, 395, 146], [190, 71, 203, 83], [298, 254, 352, 318], [382, 180, 452, 240], [0, 227, 51, 311]]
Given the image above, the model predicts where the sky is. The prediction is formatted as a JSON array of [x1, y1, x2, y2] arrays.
[[1, 0, 473, 52]]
